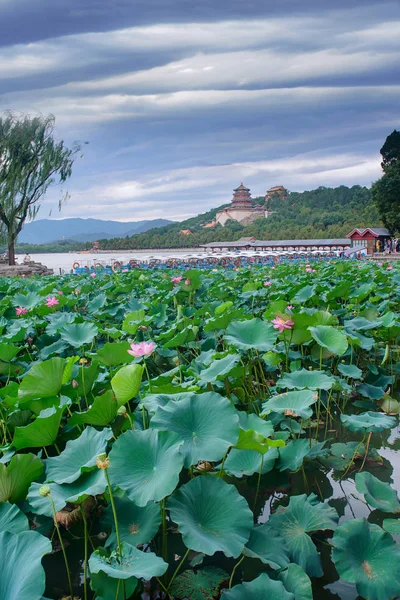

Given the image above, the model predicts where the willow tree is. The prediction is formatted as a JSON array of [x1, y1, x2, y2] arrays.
[[0, 113, 81, 265]]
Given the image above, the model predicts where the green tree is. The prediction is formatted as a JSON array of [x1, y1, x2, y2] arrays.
[[380, 130, 400, 171], [0, 113, 81, 265], [372, 130, 400, 235], [371, 164, 400, 235]]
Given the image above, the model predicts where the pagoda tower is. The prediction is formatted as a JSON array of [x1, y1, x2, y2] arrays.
[[231, 183, 252, 208]]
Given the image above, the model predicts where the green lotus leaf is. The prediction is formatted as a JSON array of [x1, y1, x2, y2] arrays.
[[139, 392, 193, 415], [122, 309, 146, 335], [18, 357, 66, 401], [204, 309, 244, 332], [337, 363, 363, 379], [0, 453, 44, 503], [276, 369, 335, 391], [87, 293, 107, 313], [261, 390, 318, 420], [96, 342, 135, 366], [268, 493, 338, 577], [90, 570, 138, 600], [102, 495, 161, 547], [237, 411, 274, 437], [0, 343, 20, 363], [355, 472, 400, 513], [197, 353, 240, 385], [309, 325, 348, 356], [279, 564, 313, 600], [12, 406, 65, 450], [224, 573, 295, 600], [340, 411, 396, 433], [12, 291, 42, 309], [234, 429, 284, 454], [151, 392, 239, 467], [170, 567, 229, 600], [29, 469, 107, 516], [292, 285, 316, 304], [60, 321, 99, 347], [108, 429, 184, 506], [225, 318, 278, 351], [0, 530, 52, 600], [62, 355, 79, 384], [349, 282, 374, 301], [68, 390, 118, 427], [244, 520, 290, 568], [89, 542, 167, 580], [332, 518, 400, 600], [0, 501, 29, 533], [382, 519, 400, 534], [45, 312, 76, 336], [111, 364, 144, 406], [278, 439, 313, 472], [167, 477, 253, 558], [224, 447, 278, 477], [46, 426, 113, 484]]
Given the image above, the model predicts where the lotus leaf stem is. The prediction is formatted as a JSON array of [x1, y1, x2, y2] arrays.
[[252, 454, 264, 513], [167, 547, 190, 592], [104, 468, 126, 600], [48, 493, 74, 599], [229, 554, 245, 588], [80, 505, 88, 600]]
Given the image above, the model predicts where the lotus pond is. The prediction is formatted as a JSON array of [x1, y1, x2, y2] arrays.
[[0, 260, 400, 600]]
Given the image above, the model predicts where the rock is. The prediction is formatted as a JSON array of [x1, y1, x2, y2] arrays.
[[0, 261, 53, 277]]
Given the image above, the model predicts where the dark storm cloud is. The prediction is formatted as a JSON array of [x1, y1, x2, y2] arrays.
[[0, 1, 399, 220]]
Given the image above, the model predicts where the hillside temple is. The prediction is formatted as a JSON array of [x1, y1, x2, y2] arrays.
[[215, 183, 287, 227]]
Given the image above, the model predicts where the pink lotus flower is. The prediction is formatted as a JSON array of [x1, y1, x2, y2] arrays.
[[286, 305, 294, 310], [90, 272, 96, 278], [185, 279, 191, 285], [127, 341, 156, 357], [171, 276, 183, 283], [271, 316, 294, 333], [377, 262, 383, 267], [264, 281, 272, 286], [45, 296, 59, 307], [16, 306, 28, 316], [387, 265, 393, 271]]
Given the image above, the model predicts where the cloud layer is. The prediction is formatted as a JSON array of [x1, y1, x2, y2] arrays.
[[0, 2, 399, 221]]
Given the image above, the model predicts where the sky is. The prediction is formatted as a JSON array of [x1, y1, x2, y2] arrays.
[[0, 0, 399, 222]]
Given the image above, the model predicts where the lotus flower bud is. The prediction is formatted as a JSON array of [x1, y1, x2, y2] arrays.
[[117, 406, 127, 417], [72, 379, 79, 388], [96, 453, 110, 470], [39, 485, 51, 497]]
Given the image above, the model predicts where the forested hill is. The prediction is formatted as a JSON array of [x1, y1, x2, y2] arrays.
[[96, 185, 381, 250]]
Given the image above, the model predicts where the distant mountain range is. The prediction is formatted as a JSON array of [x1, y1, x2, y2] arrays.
[[18, 218, 173, 245]]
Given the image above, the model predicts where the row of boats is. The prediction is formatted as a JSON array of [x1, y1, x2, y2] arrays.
[[71, 249, 344, 274]]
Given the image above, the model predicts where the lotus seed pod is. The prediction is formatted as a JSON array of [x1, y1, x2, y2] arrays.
[[96, 453, 110, 469], [39, 485, 51, 497]]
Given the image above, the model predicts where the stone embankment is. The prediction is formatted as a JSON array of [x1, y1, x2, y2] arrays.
[[0, 261, 53, 277]]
